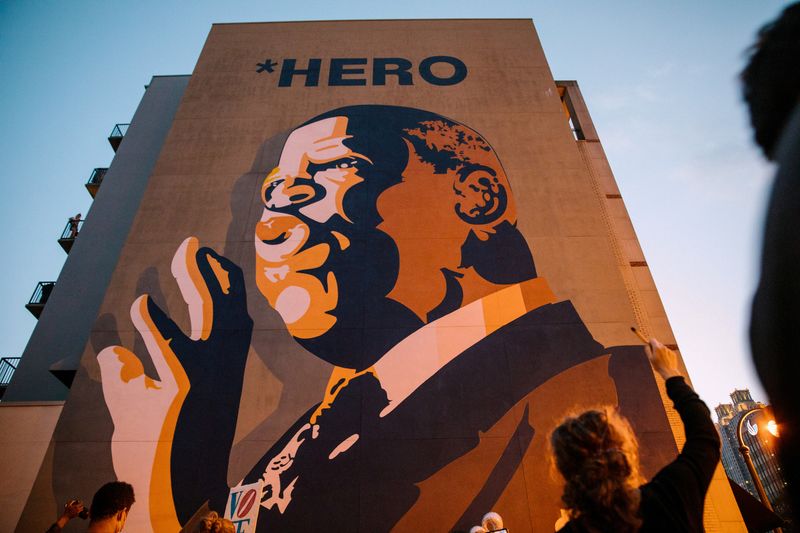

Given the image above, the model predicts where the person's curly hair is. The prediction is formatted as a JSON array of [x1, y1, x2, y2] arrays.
[[89, 481, 135, 521], [193, 511, 235, 533], [551, 408, 643, 533], [741, 2, 800, 160]]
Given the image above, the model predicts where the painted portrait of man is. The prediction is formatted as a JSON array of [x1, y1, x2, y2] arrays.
[[95, 105, 671, 532]]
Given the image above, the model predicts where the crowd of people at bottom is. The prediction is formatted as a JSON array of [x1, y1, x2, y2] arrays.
[[45, 481, 235, 532], [47, 338, 715, 533]]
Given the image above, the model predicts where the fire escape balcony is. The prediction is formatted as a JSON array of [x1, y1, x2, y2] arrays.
[[25, 281, 55, 319], [0, 357, 21, 400], [85, 167, 108, 198], [108, 123, 129, 152], [57, 217, 84, 253]]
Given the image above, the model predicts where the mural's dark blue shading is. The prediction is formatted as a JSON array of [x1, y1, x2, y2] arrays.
[[236, 300, 666, 532], [452, 404, 536, 531], [427, 268, 465, 322], [159, 247, 253, 522], [460, 220, 537, 284]]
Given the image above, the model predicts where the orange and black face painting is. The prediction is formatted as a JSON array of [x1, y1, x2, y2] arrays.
[[42, 105, 671, 533]]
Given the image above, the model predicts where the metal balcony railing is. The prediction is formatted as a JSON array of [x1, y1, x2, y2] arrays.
[[58, 217, 85, 253], [25, 281, 55, 319], [85, 167, 108, 198], [108, 123, 130, 152], [0, 357, 21, 399]]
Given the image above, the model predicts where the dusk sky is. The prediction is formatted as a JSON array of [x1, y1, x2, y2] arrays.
[[0, 1, 792, 414]]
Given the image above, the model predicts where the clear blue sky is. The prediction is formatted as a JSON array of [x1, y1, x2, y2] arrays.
[[0, 0, 791, 414]]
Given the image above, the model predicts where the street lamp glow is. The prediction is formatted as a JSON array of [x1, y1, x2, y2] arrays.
[[767, 419, 780, 437], [736, 407, 783, 532]]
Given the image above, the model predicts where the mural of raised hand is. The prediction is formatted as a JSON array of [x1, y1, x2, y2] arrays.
[[97, 237, 253, 530]]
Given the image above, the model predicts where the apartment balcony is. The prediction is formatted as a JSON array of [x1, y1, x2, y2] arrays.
[[85, 167, 108, 198], [108, 123, 129, 152], [0, 357, 20, 400], [57, 217, 84, 253], [25, 281, 55, 319]]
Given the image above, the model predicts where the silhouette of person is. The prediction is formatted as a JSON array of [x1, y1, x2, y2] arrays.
[[68, 213, 81, 238], [744, 2, 800, 518]]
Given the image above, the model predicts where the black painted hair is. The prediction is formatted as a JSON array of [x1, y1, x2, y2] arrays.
[[305, 104, 492, 176], [303, 105, 537, 284]]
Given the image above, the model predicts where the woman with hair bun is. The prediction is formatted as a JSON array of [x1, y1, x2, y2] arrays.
[[551, 338, 721, 532]]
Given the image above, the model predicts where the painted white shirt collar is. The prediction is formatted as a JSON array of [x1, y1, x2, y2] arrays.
[[373, 277, 557, 417]]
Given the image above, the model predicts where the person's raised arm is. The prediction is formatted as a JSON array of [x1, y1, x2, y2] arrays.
[[646, 338, 720, 490], [45, 499, 85, 533]]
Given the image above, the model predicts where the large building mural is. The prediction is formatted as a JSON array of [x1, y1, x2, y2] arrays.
[[15, 20, 736, 532]]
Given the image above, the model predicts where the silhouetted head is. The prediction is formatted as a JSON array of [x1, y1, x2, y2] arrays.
[[89, 481, 135, 528], [254, 105, 537, 368], [551, 409, 643, 533], [741, 2, 800, 159]]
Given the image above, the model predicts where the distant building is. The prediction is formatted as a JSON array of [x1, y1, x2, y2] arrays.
[[716, 389, 791, 521]]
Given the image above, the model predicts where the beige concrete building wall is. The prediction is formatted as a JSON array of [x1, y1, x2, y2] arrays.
[[0, 402, 63, 533], [560, 81, 746, 531]]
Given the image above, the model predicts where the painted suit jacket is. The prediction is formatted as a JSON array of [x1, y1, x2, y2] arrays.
[[238, 299, 673, 532]]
